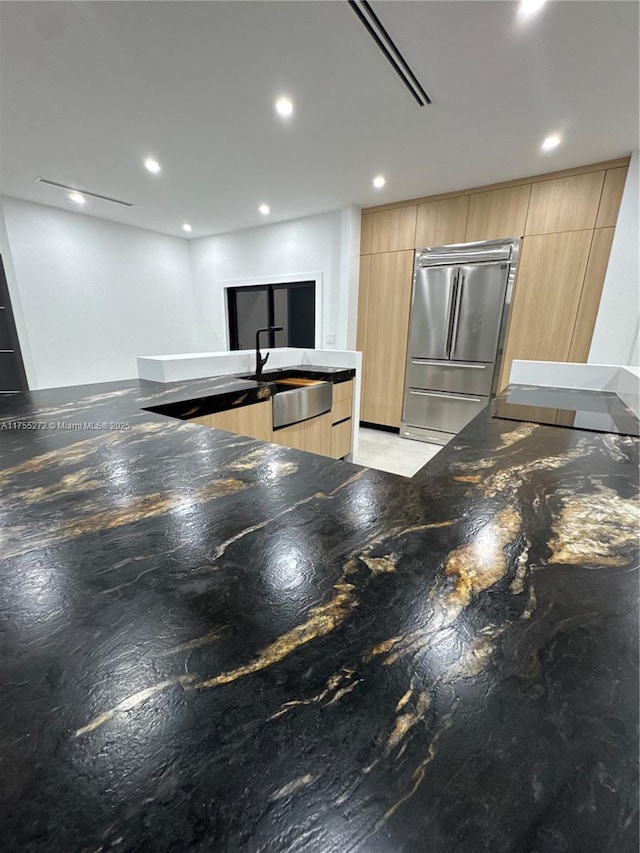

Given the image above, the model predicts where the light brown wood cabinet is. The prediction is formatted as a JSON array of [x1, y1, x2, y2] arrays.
[[360, 214, 373, 254], [595, 168, 628, 228], [192, 401, 273, 442], [465, 185, 531, 242], [271, 412, 332, 457], [331, 397, 352, 424], [332, 379, 354, 405], [358, 157, 629, 427], [415, 196, 469, 247], [356, 255, 371, 357], [499, 230, 594, 388], [524, 171, 605, 235], [567, 227, 615, 362], [370, 207, 417, 253], [329, 380, 354, 458], [330, 418, 352, 459], [359, 250, 414, 427]]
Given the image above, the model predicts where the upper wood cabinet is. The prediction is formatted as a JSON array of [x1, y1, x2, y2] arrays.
[[499, 230, 594, 389], [415, 196, 469, 247], [595, 167, 628, 228], [525, 171, 605, 235], [360, 250, 414, 427], [370, 206, 417, 253], [360, 213, 373, 254], [465, 184, 531, 242]]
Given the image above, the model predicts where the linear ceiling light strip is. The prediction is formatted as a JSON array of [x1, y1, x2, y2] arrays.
[[35, 178, 136, 207], [361, 1, 432, 105], [347, 0, 431, 107]]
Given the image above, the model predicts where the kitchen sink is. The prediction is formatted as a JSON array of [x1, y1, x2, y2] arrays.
[[271, 379, 332, 429]]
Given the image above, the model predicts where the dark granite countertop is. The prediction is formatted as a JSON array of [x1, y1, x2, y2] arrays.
[[0, 373, 638, 852], [143, 365, 356, 420]]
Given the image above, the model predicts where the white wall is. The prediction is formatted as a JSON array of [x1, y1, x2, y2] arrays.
[[189, 207, 360, 352], [1, 196, 198, 388], [589, 150, 639, 366]]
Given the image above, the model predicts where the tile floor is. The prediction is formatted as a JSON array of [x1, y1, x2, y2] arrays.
[[355, 427, 443, 478]]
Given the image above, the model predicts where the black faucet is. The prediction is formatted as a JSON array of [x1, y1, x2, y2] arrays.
[[255, 326, 283, 379]]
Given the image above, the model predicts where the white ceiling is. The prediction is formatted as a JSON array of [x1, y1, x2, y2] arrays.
[[1, 1, 638, 239]]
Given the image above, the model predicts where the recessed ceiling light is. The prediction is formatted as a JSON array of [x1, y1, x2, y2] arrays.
[[68, 191, 86, 205], [275, 96, 294, 119], [182, 223, 192, 233], [259, 204, 270, 215], [373, 175, 386, 189], [144, 157, 161, 174], [541, 133, 561, 152], [518, 0, 547, 19]]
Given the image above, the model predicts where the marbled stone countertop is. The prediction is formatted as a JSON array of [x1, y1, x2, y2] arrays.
[[0, 374, 638, 852]]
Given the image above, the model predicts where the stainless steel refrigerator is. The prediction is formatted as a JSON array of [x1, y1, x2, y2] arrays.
[[401, 239, 520, 444]]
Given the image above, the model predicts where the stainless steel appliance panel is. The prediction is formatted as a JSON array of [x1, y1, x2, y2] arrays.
[[405, 358, 493, 396], [403, 389, 487, 435], [400, 423, 453, 445], [417, 245, 511, 266], [449, 262, 509, 363], [409, 265, 458, 360], [272, 381, 332, 429]]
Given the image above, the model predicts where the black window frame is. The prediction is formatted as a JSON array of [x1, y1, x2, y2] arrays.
[[227, 281, 316, 350]]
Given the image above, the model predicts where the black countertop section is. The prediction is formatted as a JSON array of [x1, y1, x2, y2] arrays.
[[494, 383, 640, 436], [145, 366, 356, 420], [0, 373, 638, 852]]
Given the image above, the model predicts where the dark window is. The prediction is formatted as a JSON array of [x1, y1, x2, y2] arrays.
[[227, 281, 315, 350]]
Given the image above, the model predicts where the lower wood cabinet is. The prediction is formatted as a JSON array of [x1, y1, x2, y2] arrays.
[[191, 401, 272, 442], [330, 418, 352, 459], [330, 380, 354, 459], [191, 387, 355, 460], [271, 412, 332, 457]]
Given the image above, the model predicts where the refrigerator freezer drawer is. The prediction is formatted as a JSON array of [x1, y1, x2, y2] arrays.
[[405, 359, 493, 396], [403, 389, 488, 435]]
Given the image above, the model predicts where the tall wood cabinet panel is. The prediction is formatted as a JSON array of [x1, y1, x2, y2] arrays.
[[567, 227, 615, 363], [595, 168, 628, 228], [360, 214, 373, 254], [465, 184, 531, 242], [499, 230, 594, 389], [370, 206, 417, 253], [360, 250, 414, 427], [525, 171, 605, 235], [415, 196, 469, 247], [356, 254, 371, 356]]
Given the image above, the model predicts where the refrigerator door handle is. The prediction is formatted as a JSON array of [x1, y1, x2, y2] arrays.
[[445, 273, 459, 358], [409, 390, 484, 403], [450, 274, 464, 356], [411, 359, 487, 369]]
